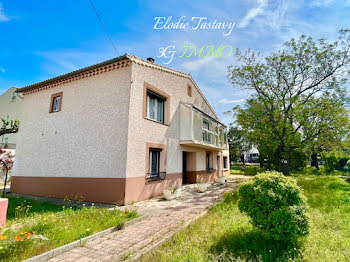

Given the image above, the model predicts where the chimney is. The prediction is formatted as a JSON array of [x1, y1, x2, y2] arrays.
[[146, 57, 155, 63]]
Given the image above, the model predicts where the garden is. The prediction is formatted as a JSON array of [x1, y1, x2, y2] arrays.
[[140, 172, 350, 261], [0, 196, 137, 262]]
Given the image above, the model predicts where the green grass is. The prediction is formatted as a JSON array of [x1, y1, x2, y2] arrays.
[[0, 196, 137, 262], [230, 165, 266, 175], [140, 176, 350, 261]]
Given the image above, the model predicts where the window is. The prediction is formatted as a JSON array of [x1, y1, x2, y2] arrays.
[[147, 90, 165, 123], [52, 96, 60, 112], [206, 152, 213, 172], [203, 118, 211, 143], [147, 148, 166, 181], [49, 92, 63, 113], [223, 156, 228, 169], [187, 85, 192, 97]]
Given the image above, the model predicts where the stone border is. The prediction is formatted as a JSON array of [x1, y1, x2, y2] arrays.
[[24, 216, 146, 262]]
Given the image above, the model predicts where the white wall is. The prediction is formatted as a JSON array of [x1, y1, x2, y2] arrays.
[[13, 66, 132, 178]]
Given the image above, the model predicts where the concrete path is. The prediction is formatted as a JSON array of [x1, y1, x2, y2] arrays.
[[47, 175, 250, 262]]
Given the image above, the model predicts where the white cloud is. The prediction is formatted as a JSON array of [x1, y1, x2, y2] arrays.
[[0, 67, 5, 73], [309, 0, 333, 7], [181, 56, 216, 71], [219, 98, 245, 104], [0, 2, 9, 22], [238, 0, 268, 28]]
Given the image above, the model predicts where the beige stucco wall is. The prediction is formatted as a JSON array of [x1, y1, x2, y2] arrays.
[[0, 87, 23, 145], [125, 62, 224, 179], [13, 66, 132, 178]]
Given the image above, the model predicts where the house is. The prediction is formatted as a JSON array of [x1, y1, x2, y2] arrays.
[[10, 54, 229, 204], [244, 146, 259, 163], [0, 87, 23, 149]]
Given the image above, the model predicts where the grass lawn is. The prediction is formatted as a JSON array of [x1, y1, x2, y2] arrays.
[[140, 176, 350, 261], [230, 165, 266, 175], [0, 196, 137, 262]]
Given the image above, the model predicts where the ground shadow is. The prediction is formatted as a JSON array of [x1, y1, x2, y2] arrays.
[[210, 229, 303, 262]]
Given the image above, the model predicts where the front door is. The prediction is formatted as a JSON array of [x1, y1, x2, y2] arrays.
[[183, 152, 188, 184]]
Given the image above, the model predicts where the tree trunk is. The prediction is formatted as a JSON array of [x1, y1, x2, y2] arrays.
[[281, 159, 290, 176], [240, 154, 245, 166], [311, 153, 319, 169]]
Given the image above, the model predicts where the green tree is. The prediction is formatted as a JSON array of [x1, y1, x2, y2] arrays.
[[228, 30, 350, 175], [227, 125, 251, 164]]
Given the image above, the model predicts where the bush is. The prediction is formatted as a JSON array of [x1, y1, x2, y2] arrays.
[[238, 171, 309, 241], [321, 151, 350, 172], [339, 157, 350, 169]]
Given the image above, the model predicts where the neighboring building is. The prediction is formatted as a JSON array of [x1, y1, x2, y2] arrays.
[[11, 54, 229, 204], [0, 87, 23, 148], [244, 146, 259, 163]]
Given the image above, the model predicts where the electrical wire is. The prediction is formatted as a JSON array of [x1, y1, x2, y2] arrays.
[[89, 0, 120, 56]]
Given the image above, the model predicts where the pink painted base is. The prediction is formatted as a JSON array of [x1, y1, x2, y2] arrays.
[[0, 198, 8, 227]]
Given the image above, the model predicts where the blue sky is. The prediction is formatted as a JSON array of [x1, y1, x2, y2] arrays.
[[0, 0, 350, 124]]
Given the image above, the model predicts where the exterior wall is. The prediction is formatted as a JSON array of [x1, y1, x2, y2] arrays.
[[124, 62, 225, 204], [11, 66, 132, 203], [0, 87, 23, 147], [11, 58, 227, 205]]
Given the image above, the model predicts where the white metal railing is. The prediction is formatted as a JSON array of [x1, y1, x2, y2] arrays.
[[180, 103, 228, 149]]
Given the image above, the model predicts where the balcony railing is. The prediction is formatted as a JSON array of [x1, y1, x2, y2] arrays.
[[146, 172, 166, 182], [180, 103, 228, 149]]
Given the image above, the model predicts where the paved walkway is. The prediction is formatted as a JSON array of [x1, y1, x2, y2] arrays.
[[47, 175, 250, 262]]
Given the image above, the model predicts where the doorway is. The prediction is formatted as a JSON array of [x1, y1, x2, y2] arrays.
[[183, 152, 188, 184]]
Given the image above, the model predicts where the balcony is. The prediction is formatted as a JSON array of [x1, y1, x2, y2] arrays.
[[179, 103, 228, 150]]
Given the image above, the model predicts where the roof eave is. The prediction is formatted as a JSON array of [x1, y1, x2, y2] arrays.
[[17, 54, 129, 93]]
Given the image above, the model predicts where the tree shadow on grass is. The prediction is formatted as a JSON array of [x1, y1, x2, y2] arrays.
[[210, 229, 303, 262]]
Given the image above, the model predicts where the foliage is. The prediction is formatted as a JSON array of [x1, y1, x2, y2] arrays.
[[228, 30, 350, 175], [14, 200, 32, 218], [0, 119, 19, 137], [0, 149, 14, 171], [230, 164, 266, 175], [226, 126, 251, 162], [141, 176, 350, 262], [0, 196, 137, 261], [321, 151, 350, 172], [238, 172, 309, 241]]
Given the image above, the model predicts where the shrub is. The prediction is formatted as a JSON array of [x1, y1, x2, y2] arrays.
[[339, 157, 350, 170], [321, 151, 350, 172], [238, 171, 309, 241]]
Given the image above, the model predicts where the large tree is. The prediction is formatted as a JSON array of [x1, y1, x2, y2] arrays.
[[228, 30, 350, 175], [227, 125, 252, 164]]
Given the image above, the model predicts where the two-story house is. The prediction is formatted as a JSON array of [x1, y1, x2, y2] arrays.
[[11, 54, 229, 204]]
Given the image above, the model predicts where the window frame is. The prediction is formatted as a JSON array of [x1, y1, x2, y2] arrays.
[[143, 82, 170, 125], [145, 142, 167, 182], [146, 90, 165, 124], [49, 92, 63, 113], [206, 151, 213, 172], [223, 156, 228, 169]]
